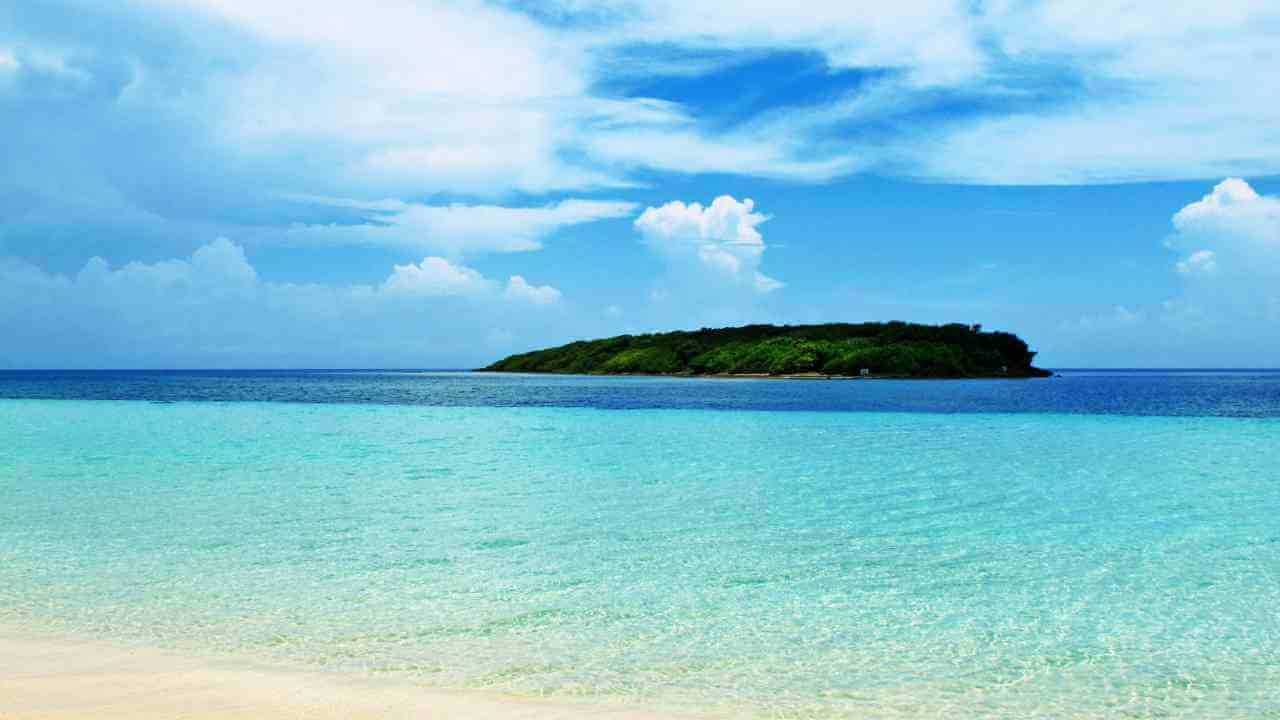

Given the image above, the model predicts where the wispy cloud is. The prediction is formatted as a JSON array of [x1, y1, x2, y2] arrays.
[[269, 197, 638, 256]]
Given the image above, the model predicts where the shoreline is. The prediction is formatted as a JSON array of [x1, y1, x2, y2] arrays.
[[0, 628, 693, 720]]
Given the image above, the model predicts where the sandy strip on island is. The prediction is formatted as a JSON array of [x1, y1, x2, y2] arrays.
[[0, 629, 691, 720]]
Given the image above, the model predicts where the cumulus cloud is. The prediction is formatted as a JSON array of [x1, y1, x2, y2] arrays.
[[503, 276, 562, 305], [1167, 178, 1280, 279], [0, 239, 566, 368], [634, 196, 782, 293], [381, 257, 492, 297], [1157, 178, 1280, 350]]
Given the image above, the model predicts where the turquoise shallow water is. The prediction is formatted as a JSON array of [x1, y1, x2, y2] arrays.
[[2, 397, 1280, 717]]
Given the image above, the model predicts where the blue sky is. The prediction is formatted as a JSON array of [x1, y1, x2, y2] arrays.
[[2, 1, 1279, 368]]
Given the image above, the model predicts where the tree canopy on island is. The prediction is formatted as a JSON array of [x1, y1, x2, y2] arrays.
[[482, 322, 1051, 378]]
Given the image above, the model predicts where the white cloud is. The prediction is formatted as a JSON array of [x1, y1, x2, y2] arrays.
[[381, 257, 493, 297], [504, 275, 562, 305], [1172, 178, 1280, 246], [908, 2, 1280, 184], [66, 238, 260, 297], [179, 0, 577, 100], [1157, 178, 1280, 352], [634, 195, 782, 293], [576, 0, 987, 86], [272, 198, 638, 255], [1168, 178, 1280, 278], [0, 239, 566, 368], [1175, 250, 1218, 277], [382, 256, 562, 305], [259, 0, 1280, 185], [752, 272, 785, 293], [6, 0, 1280, 269], [550, 0, 1280, 184], [583, 129, 859, 182], [178, 0, 611, 196]]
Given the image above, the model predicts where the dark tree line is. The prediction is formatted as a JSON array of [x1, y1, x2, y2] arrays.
[[483, 322, 1050, 378]]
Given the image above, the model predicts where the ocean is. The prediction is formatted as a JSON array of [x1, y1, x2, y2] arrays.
[[2, 370, 1279, 718]]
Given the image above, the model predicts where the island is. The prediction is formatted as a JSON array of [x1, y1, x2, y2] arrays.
[[481, 322, 1052, 378]]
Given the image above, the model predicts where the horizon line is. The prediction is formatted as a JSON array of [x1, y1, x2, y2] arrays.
[[3, 367, 1280, 373]]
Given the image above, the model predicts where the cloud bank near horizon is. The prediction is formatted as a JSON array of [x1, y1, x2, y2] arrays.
[[0, 239, 568, 368], [0, 216, 778, 368]]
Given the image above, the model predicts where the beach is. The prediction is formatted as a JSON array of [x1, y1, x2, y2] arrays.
[[0, 629, 683, 720]]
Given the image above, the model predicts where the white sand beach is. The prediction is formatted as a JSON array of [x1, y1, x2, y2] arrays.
[[0, 630, 688, 720]]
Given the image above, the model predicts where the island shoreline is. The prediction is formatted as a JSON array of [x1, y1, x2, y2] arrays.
[[473, 370, 1054, 381]]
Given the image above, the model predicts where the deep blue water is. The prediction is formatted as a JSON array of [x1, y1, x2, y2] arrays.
[[2, 369, 1279, 417]]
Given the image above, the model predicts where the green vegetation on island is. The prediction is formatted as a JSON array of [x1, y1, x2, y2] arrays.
[[482, 322, 1051, 378]]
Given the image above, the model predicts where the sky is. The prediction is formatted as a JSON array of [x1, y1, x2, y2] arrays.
[[2, 0, 1279, 369]]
